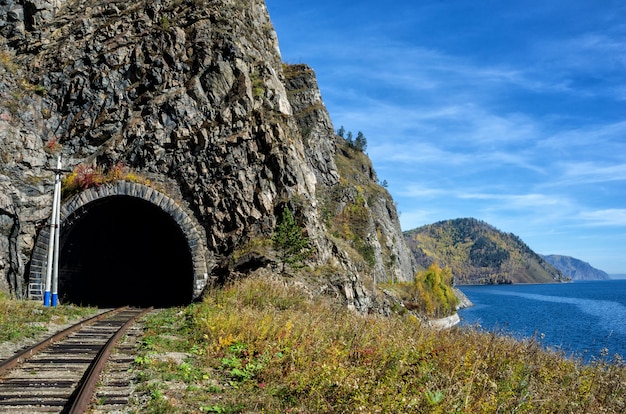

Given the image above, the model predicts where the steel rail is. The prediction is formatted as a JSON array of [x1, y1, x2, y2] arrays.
[[0, 306, 128, 376], [68, 307, 153, 413]]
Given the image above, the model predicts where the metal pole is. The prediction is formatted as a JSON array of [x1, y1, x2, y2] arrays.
[[44, 156, 61, 306], [51, 157, 62, 306]]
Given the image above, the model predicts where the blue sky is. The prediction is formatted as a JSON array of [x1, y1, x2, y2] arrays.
[[265, 1, 626, 274]]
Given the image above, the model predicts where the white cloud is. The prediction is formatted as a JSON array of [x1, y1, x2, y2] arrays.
[[397, 210, 444, 230], [541, 121, 626, 150], [555, 162, 626, 186], [458, 192, 563, 207], [578, 209, 626, 227], [399, 184, 449, 199], [536, 32, 626, 72]]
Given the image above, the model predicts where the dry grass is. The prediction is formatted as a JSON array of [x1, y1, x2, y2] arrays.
[[130, 276, 625, 413], [0, 292, 96, 342], [62, 162, 155, 198]]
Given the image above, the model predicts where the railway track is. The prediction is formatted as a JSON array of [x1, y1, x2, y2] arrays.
[[0, 306, 151, 413]]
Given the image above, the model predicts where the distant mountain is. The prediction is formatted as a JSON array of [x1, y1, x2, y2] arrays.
[[404, 218, 569, 285], [540, 255, 611, 281]]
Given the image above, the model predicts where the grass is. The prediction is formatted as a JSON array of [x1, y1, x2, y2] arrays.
[[128, 276, 626, 413], [0, 292, 96, 342]]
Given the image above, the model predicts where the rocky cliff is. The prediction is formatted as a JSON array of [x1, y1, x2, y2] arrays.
[[0, 0, 416, 311]]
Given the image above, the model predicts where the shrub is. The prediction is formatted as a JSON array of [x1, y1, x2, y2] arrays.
[[62, 162, 152, 198], [383, 263, 459, 318], [412, 263, 459, 317]]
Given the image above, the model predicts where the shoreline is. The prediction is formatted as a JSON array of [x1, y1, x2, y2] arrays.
[[429, 313, 461, 329]]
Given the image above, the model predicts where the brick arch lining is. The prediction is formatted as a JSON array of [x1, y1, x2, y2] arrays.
[[28, 181, 209, 301]]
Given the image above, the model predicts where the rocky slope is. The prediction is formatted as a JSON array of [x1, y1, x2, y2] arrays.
[[541, 255, 610, 281], [404, 218, 569, 285], [0, 0, 416, 311]]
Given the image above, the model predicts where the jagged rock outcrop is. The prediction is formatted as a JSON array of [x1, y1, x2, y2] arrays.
[[284, 64, 417, 285], [282, 64, 339, 187], [0, 0, 416, 311]]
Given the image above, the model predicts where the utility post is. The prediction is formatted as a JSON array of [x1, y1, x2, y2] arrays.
[[44, 156, 63, 307]]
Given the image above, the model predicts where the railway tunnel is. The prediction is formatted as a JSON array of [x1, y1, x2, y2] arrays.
[[28, 182, 209, 308], [59, 196, 194, 307]]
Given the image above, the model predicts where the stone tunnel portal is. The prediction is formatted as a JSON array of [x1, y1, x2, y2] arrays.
[[58, 195, 195, 307]]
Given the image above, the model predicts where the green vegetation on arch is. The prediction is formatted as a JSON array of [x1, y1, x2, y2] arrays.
[[61, 162, 154, 198]]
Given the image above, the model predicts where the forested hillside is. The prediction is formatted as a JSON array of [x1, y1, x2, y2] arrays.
[[541, 255, 611, 281], [404, 218, 569, 285]]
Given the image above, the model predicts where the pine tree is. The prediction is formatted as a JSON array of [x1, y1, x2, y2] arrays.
[[272, 207, 311, 273], [355, 131, 367, 152], [346, 131, 354, 146]]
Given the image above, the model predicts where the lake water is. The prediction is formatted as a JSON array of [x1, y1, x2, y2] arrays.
[[457, 279, 626, 362]]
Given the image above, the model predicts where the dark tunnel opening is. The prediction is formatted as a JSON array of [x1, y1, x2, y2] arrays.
[[58, 196, 194, 307]]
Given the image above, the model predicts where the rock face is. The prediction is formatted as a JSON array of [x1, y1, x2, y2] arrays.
[[284, 64, 417, 285], [540, 255, 611, 281], [0, 0, 416, 311]]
